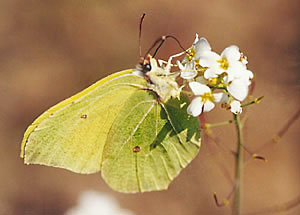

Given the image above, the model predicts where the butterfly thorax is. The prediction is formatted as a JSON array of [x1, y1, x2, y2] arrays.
[[134, 55, 181, 102]]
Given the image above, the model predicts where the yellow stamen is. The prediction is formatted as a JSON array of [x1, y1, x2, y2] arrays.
[[217, 58, 229, 70], [209, 78, 218, 86], [201, 92, 214, 102], [195, 64, 208, 77], [187, 48, 195, 61]]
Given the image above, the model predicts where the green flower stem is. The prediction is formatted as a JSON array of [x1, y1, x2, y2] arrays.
[[205, 120, 235, 128], [233, 114, 243, 215], [241, 96, 264, 107]]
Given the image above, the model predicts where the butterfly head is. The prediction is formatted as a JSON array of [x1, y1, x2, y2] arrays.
[[133, 54, 153, 77], [138, 55, 152, 74]]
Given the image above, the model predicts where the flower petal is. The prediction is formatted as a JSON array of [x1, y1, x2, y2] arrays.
[[226, 63, 251, 83], [189, 82, 211, 95], [204, 68, 219, 79], [241, 58, 248, 65], [228, 61, 245, 72], [194, 37, 211, 56], [195, 76, 209, 85], [203, 100, 215, 112], [246, 69, 254, 79], [199, 51, 220, 67], [187, 97, 203, 117], [213, 92, 229, 103], [221, 45, 240, 61], [227, 80, 249, 101], [230, 100, 242, 114], [181, 70, 197, 79], [193, 33, 200, 44]]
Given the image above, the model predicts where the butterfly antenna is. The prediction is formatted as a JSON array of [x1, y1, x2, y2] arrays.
[[139, 13, 146, 57], [145, 35, 187, 58]]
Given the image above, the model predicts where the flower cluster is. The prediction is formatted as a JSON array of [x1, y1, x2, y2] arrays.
[[177, 34, 253, 116]]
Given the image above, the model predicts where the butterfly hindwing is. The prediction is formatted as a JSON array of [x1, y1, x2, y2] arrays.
[[101, 90, 201, 192]]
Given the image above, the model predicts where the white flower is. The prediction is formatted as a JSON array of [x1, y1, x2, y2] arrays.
[[181, 34, 211, 63], [214, 92, 229, 104], [230, 100, 242, 114], [225, 67, 253, 101], [187, 82, 227, 117], [196, 39, 246, 81], [65, 190, 132, 215], [179, 35, 253, 103], [193, 38, 253, 101]]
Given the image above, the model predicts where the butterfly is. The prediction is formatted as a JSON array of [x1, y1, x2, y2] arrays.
[[20, 15, 201, 193]]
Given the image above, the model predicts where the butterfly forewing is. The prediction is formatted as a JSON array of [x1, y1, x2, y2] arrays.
[[21, 70, 147, 174]]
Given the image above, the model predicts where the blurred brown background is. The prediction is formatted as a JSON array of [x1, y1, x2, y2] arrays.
[[0, 0, 299, 214]]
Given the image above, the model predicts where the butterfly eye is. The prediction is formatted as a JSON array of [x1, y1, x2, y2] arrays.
[[144, 64, 151, 72]]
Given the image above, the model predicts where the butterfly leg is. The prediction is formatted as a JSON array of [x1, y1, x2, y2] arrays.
[[165, 51, 187, 72], [158, 59, 168, 68], [139, 87, 161, 103]]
